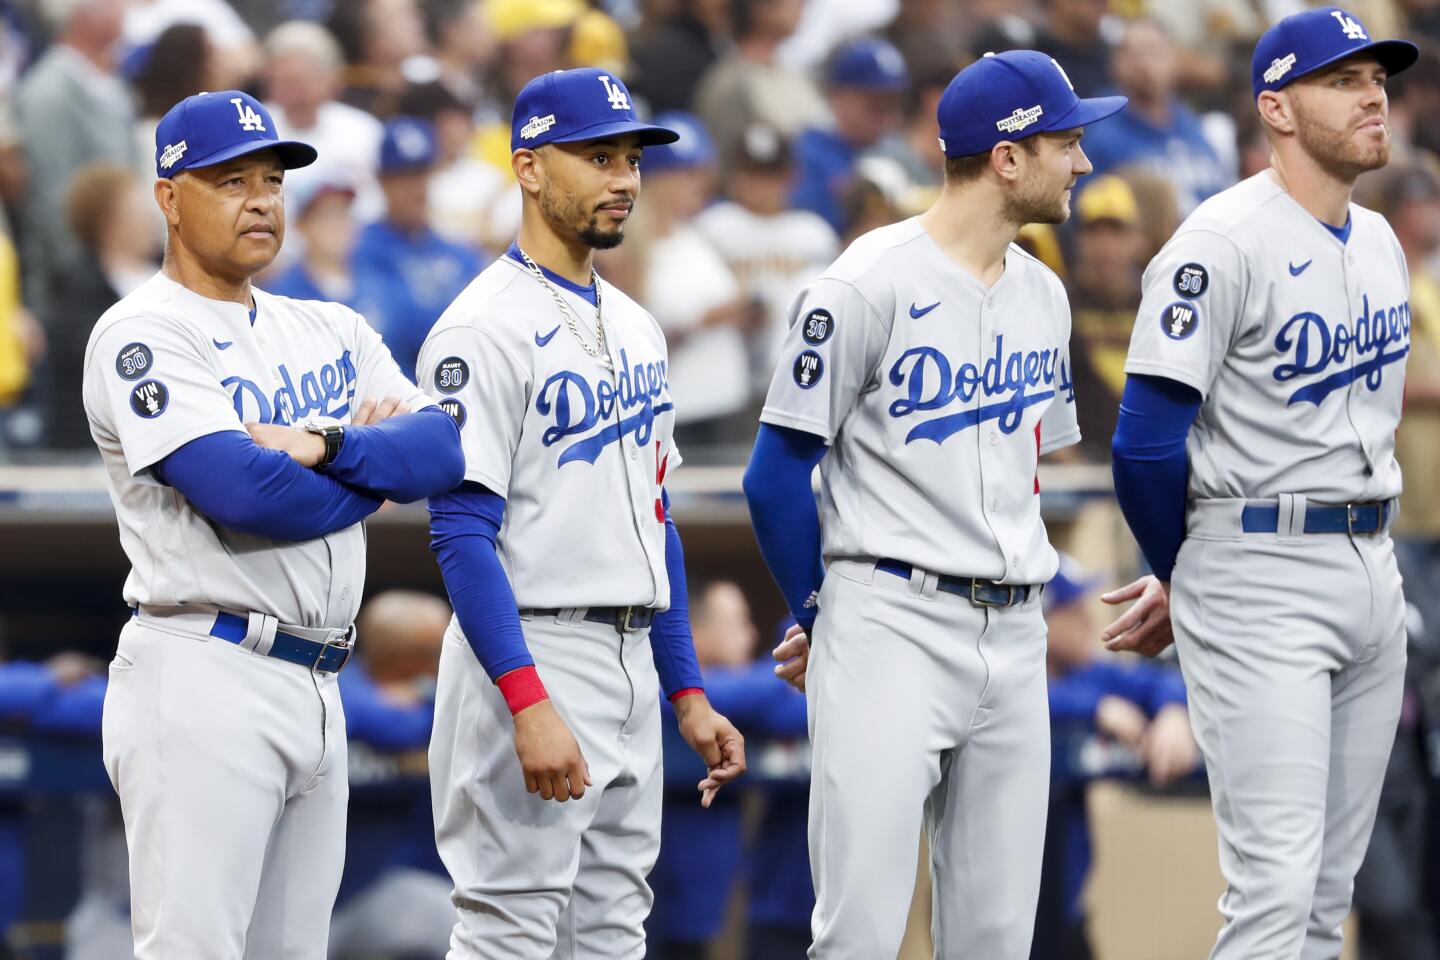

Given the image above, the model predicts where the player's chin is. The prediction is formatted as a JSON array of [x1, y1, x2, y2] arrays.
[[579, 220, 626, 250]]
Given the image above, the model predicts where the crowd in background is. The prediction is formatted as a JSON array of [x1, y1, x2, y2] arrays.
[[0, 0, 1437, 957]]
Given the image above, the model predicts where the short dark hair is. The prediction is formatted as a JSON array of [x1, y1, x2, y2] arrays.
[[942, 137, 1039, 186]]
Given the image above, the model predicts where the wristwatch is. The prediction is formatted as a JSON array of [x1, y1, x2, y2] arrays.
[[299, 416, 345, 470]]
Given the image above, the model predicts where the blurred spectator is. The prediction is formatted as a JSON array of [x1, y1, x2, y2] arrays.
[[121, 0, 260, 83], [790, 37, 909, 234], [131, 24, 226, 175], [353, 117, 481, 381], [1065, 176, 1144, 463], [396, 81, 510, 254], [0, 206, 39, 448], [1376, 164, 1440, 646], [648, 581, 808, 960], [1141, 0, 1261, 96], [694, 0, 827, 165], [971, 0, 1115, 97], [883, 0, 970, 75], [327, 0, 430, 119], [264, 178, 359, 306], [695, 124, 838, 393], [1078, 18, 1231, 216], [863, 60, 953, 194], [1115, 168, 1181, 263], [47, 164, 159, 450], [484, 0, 582, 107], [1385, 42, 1440, 161], [331, 590, 453, 960], [568, 4, 630, 77], [264, 20, 386, 226], [1035, 555, 1196, 960], [619, 113, 756, 452], [424, 0, 493, 105], [628, 0, 729, 115], [15, 0, 136, 315]]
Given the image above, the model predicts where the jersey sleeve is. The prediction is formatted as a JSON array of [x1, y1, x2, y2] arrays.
[[1040, 340, 1081, 455], [758, 276, 889, 442], [84, 316, 247, 476], [1124, 228, 1249, 399], [417, 323, 529, 496], [349, 309, 435, 412]]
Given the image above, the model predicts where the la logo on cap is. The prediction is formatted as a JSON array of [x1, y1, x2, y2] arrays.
[[598, 75, 630, 111], [1331, 10, 1367, 39], [231, 97, 266, 132]]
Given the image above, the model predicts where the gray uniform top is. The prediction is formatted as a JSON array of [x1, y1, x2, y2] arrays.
[[82, 272, 432, 629], [1125, 171, 1410, 502], [760, 217, 1080, 585], [417, 256, 679, 610]]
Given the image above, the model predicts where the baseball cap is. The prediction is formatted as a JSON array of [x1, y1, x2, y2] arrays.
[[733, 123, 793, 170], [511, 68, 679, 152], [829, 37, 909, 91], [937, 50, 1127, 159], [640, 112, 714, 175], [378, 116, 438, 174], [1043, 554, 1102, 613], [1077, 175, 1140, 226], [1252, 7, 1418, 99], [154, 90, 317, 179]]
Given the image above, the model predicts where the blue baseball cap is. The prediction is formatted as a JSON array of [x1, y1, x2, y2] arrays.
[[640, 112, 715, 175], [1044, 553, 1102, 613], [1252, 7, 1418, 98], [829, 37, 909, 91], [379, 116, 439, 174], [511, 68, 679, 152], [937, 51, 1127, 159], [154, 90, 317, 179]]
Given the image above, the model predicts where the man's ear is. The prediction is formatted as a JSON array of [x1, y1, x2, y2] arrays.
[[513, 148, 542, 198], [1256, 90, 1296, 137], [155, 178, 181, 228]]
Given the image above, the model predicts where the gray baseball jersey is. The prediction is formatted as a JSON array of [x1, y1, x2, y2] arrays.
[[1124, 171, 1410, 502], [759, 216, 1079, 585], [417, 255, 679, 609], [81, 272, 431, 629]]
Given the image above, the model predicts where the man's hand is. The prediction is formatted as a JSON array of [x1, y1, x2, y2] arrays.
[[773, 624, 810, 692], [674, 693, 747, 808], [351, 395, 411, 425], [247, 422, 325, 467], [1095, 695, 1148, 751], [1100, 575, 1175, 657], [512, 700, 591, 802], [1143, 703, 1198, 786]]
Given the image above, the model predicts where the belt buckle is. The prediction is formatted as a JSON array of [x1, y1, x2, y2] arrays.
[[1347, 503, 1366, 536], [969, 579, 1013, 608], [313, 636, 353, 673], [618, 606, 638, 634]]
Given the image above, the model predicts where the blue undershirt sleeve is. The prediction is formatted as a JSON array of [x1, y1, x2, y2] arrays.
[[649, 490, 705, 697], [324, 405, 465, 503], [1111, 374, 1203, 582], [427, 482, 534, 682], [154, 432, 383, 541], [742, 423, 828, 634]]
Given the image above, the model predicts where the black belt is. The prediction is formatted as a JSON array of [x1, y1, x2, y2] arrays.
[[1239, 500, 1392, 535], [519, 605, 657, 633], [131, 608, 354, 673], [875, 559, 1039, 608]]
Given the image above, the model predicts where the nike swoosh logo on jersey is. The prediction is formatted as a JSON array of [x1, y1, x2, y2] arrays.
[[534, 325, 560, 347], [909, 301, 941, 318], [213, 338, 234, 350], [1289, 259, 1312, 276]]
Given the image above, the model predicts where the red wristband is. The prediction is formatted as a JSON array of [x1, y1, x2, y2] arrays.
[[497, 665, 549, 715], [668, 687, 704, 703]]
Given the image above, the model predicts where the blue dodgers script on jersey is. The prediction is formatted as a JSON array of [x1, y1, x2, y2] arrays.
[[223, 351, 358, 424], [536, 348, 673, 466], [1273, 294, 1412, 406], [886, 335, 1068, 444]]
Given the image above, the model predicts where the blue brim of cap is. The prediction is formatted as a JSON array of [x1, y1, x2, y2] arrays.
[[547, 118, 680, 147], [1285, 38, 1420, 89], [170, 138, 318, 176], [1044, 94, 1129, 133]]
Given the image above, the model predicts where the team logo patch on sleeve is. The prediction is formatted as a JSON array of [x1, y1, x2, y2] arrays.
[[801, 308, 834, 345], [1173, 263, 1208, 299], [793, 350, 824, 389], [130, 380, 168, 418], [1161, 301, 1200, 340], [439, 398, 467, 428], [435, 356, 469, 394], [115, 343, 154, 381]]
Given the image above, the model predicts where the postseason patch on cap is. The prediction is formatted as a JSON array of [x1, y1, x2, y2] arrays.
[[520, 114, 556, 141], [1173, 263, 1209, 299], [1161, 301, 1200, 340], [1263, 53, 1297, 84]]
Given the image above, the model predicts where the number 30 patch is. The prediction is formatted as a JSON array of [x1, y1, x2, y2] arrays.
[[801, 308, 834, 345]]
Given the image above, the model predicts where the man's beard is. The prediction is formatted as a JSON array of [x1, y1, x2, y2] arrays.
[[1293, 98, 1391, 181], [1003, 173, 1071, 226], [539, 181, 628, 249]]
